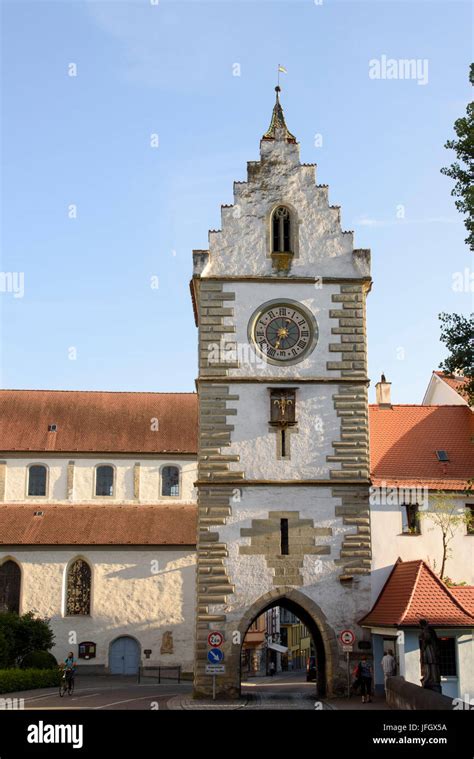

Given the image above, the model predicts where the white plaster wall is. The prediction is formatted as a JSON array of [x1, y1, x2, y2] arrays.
[[0, 547, 196, 671], [371, 496, 474, 601], [3, 458, 197, 503], [220, 487, 372, 642], [227, 383, 339, 479], [456, 632, 474, 698], [423, 375, 468, 406], [200, 139, 369, 279], [5, 460, 68, 502], [224, 282, 341, 379]]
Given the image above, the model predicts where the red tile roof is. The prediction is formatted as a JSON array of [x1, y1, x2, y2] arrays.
[[450, 587, 474, 615], [359, 559, 474, 628], [0, 390, 198, 453], [0, 504, 197, 545], [434, 371, 470, 401], [369, 405, 474, 491]]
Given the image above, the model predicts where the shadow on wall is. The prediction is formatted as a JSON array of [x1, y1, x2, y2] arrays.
[[103, 551, 196, 580]]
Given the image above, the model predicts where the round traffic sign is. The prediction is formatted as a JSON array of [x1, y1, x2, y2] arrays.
[[207, 648, 224, 664], [339, 629, 355, 645], [207, 631, 224, 648]]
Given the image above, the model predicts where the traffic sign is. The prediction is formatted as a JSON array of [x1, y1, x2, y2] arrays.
[[339, 629, 355, 646], [206, 664, 225, 674], [207, 632, 224, 648], [207, 648, 224, 664], [342, 644, 353, 653]]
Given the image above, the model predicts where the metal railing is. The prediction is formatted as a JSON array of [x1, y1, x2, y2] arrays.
[[138, 665, 181, 684]]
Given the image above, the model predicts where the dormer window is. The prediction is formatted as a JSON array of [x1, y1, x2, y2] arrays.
[[272, 206, 291, 253]]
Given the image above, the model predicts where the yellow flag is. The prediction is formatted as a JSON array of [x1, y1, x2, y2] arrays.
[[278, 65, 287, 74]]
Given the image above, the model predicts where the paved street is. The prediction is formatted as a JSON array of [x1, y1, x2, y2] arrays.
[[241, 672, 323, 710], [1, 672, 390, 710], [2, 676, 191, 711]]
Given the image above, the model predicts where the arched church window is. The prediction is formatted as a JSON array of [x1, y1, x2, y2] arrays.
[[66, 559, 91, 616], [28, 465, 47, 496], [161, 466, 180, 497], [95, 465, 114, 496], [272, 206, 291, 253], [0, 560, 21, 614]]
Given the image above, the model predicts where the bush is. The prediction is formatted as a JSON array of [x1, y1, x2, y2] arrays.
[[0, 668, 61, 694], [20, 650, 57, 670]]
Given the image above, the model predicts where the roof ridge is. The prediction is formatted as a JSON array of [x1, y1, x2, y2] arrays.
[[358, 557, 402, 626], [400, 560, 425, 624], [419, 561, 474, 619], [0, 389, 197, 395], [369, 404, 468, 408]]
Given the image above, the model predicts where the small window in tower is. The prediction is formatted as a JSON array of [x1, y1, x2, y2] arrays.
[[272, 207, 291, 253], [280, 518, 289, 555], [281, 429, 287, 458]]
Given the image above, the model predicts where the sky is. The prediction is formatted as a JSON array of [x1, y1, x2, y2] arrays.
[[1, 0, 472, 403]]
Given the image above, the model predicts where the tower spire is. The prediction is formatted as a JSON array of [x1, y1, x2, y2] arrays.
[[262, 86, 296, 144]]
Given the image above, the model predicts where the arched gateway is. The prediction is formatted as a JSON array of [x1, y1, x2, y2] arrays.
[[238, 589, 340, 697], [192, 89, 372, 699]]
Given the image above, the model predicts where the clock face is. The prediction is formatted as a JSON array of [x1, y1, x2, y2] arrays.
[[249, 300, 318, 365]]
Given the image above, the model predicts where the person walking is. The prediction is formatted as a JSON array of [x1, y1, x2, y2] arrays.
[[358, 655, 373, 703], [381, 649, 396, 696]]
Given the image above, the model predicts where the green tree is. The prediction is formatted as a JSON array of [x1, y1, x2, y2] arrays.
[[438, 312, 474, 404], [0, 612, 55, 667], [420, 491, 472, 581], [441, 64, 474, 250]]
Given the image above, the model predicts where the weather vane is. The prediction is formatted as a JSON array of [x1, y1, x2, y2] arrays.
[[276, 64, 287, 90]]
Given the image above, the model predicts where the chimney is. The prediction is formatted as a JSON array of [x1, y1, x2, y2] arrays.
[[375, 373, 392, 408]]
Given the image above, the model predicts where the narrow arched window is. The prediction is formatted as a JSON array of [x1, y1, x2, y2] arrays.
[[0, 560, 21, 614], [96, 465, 114, 496], [161, 466, 180, 497], [272, 206, 291, 253], [28, 465, 47, 496], [66, 559, 91, 616]]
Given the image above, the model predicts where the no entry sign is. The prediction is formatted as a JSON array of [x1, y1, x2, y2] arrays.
[[339, 629, 355, 646]]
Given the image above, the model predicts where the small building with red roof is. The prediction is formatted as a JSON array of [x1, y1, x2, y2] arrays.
[[359, 559, 474, 699]]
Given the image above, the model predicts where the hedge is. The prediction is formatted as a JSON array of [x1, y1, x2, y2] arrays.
[[0, 668, 61, 694], [21, 650, 58, 670]]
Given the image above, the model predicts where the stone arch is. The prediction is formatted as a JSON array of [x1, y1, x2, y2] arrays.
[[237, 587, 341, 697]]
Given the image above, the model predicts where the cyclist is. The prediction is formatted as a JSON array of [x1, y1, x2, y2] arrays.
[[63, 651, 77, 692]]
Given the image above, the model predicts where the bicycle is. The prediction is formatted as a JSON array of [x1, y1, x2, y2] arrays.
[[59, 669, 75, 697]]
